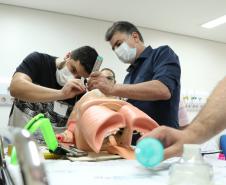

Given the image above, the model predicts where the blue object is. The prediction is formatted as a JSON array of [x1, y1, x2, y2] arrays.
[[135, 137, 164, 167], [220, 135, 226, 156]]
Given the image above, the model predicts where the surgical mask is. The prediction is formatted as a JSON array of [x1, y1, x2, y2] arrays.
[[114, 42, 137, 64], [56, 64, 74, 86]]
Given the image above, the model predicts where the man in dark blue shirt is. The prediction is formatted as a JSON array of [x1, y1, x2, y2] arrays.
[[124, 45, 180, 128], [88, 21, 181, 144]]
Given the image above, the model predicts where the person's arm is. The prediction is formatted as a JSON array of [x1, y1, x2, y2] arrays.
[[110, 80, 171, 101], [142, 77, 226, 159], [185, 76, 226, 143], [10, 72, 85, 102], [88, 72, 171, 101]]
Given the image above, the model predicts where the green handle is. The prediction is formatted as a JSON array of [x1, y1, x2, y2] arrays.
[[11, 114, 58, 164]]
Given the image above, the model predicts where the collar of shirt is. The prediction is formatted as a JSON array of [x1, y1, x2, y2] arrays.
[[126, 46, 153, 72]]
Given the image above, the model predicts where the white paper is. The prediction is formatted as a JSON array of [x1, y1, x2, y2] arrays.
[[45, 159, 169, 185]]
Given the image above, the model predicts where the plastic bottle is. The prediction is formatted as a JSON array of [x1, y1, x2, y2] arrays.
[[135, 137, 164, 167], [168, 144, 213, 185]]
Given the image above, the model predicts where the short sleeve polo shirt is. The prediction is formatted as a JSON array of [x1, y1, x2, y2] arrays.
[[124, 45, 181, 128]]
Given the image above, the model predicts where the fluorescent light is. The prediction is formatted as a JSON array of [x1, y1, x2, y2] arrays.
[[202, 15, 226, 29]]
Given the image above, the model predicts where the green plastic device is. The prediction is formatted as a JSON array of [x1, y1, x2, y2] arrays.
[[10, 113, 58, 164], [24, 113, 58, 151]]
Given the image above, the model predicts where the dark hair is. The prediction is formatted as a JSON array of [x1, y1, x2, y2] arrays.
[[105, 21, 144, 42], [71, 46, 98, 74]]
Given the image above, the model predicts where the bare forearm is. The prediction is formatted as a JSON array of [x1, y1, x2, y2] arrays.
[[185, 77, 226, 143], [111, 80, 171, 101], [10, 79, 62, 102]]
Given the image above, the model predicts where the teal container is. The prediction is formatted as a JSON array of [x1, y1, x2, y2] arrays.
[[135, 138, 164, 167]]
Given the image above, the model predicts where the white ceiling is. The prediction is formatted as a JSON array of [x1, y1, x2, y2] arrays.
[[1, 0, 226, 43]]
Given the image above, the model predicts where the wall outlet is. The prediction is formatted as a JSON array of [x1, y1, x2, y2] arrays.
[[0, 94, 14, 106]]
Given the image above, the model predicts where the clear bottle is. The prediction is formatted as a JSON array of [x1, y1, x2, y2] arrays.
[[169, 144, 213, 185]]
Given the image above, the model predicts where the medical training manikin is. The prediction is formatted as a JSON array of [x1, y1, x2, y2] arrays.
[[57, 89, 159, 159]]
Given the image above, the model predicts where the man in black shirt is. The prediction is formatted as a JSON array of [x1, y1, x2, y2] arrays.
[[9, 46, 99, 140]]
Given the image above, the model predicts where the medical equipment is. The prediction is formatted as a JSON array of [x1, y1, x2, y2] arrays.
[[220, 134, 226, 158], [11, 114, 88, 164], [169, 144, 213, 185], [92, 56, 103, 72], [0, 128, 48, 185], [135, 137, 163, 168]]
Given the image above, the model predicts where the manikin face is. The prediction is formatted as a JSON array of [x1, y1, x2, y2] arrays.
[[100, 69, 115, 85]]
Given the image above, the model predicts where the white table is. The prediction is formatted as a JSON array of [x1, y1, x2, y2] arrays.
[[6, 156, 226, 185]]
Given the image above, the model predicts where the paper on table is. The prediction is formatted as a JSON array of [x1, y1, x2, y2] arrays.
[[45, 159, 169, 185], [67, 151, 122, 162], [45, 157, 226, 185], [6, 156, 226, 185]]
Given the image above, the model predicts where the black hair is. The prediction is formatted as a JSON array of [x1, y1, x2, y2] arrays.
[[105, 21, 144, 42], [71, 46, 98, 74]]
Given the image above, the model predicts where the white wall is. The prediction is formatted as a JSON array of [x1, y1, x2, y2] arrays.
[[1, 4, 226, 125]]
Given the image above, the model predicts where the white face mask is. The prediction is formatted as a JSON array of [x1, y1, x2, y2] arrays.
[[114, 42, 137, 64], [56, 64, 74, 86]]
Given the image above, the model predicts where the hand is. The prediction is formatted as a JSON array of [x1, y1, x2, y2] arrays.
[[64, 51, 71, 60], [60, 79, 86, 99], [87, 72, 114, 95], [140, 126, 189, 159]]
